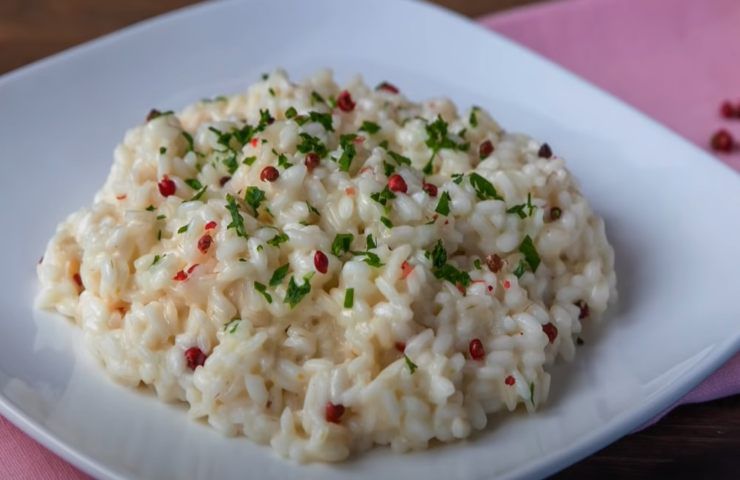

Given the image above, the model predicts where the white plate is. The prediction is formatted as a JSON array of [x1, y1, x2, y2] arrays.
[[1, 0, 739, 478]]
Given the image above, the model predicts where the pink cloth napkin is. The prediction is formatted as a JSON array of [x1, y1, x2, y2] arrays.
[[3, 0, 739, 478]]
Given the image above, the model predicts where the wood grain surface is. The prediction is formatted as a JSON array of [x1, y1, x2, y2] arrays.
[[2, 1, 738, 478]]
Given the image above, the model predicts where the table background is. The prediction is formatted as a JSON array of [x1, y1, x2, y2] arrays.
[[2, 0, 739, 477]]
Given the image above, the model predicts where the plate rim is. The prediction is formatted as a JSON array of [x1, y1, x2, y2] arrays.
[[2, 0, 739, 479]]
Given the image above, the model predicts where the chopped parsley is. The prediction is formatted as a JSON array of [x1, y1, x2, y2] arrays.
[[225, 194, 248, 238], [182, 131, 195, 152], [473, 259, 482, 270], [352, 250, 384, 267], [433, 263, 471, 288], [185, 178, 202, 190], [222, 151, 239, 174], [187, 186, 207, 202], [359, 121, 381, 134], [306, 202, 320, 216], [428, 240, 470, 287], [275, 151, 293, 169], [156, 214, 166, 220], [268, 87, 276, 97], [387, 150, 411, 166], [380, 216, 393, 228], [284, 275, 312, 308], [383, 161, 396, 177], [159, 147, 167, 154], [518, 235, 541, 272], [451, 173, 464, 185], [335, 134, 357, 172], [469, 106, 479, 127], [269, 264, 290, 287], [310, 91, 326, 105], [254, 282, 273, 304], [370, 186, 396, 207], [423, 115, 469, 174], [259, 109, 274, 127], [513, 259, 527, 278], [435, 191, 451, 215], [308, 111, 334, 132], [267, 232, 289, 247], [145, 205, 156, 212], [151, 254, 163, 267], [285, 106, 297, 119], [244, 186, 266, 214], [529, 382, 535, 405], [296, 133, 328, 157], [177, 224, 189, 234], [224, 318, 241, 333], [404, 354, 418, 374], [331, 233, 354, 257], [429, 240, 447, 268], [506, 193, 536, 218], [366, 234, 377, 249], [243, 156, 257, 166], [469, 172, 503, 201], [148, 110, 174, 121], [344, 288, 354, 308]]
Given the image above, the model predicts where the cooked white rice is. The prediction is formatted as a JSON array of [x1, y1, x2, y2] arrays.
[[36, 69, 617, 462]]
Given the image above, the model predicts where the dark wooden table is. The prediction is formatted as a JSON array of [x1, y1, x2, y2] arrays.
[[2, 0, 738, 478]]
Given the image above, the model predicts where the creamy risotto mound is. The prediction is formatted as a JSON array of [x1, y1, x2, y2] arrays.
[[37, 70, 616, 462]]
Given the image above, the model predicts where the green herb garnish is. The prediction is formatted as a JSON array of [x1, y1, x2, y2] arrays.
[[469, 172, 503, 201], [244, 186, 266, 214], [430, 240, 447, 269], [254, 282, 273, 304], [308, 111, 334, 132], [513, 259, 527, 278], [185, 179, 202, 190], [451, 173, 464, 185], [387, 150, 412, 167], [151, 254, 163, 267], [225, 194, 247, 238], [285, 106, 297, 119], [344, 288, 354, 308], [269, 264, 290, 287], [404, 354, 418, 374], [267, 232, 289, 247], [370, 186, 396, 207], [469, 107, 479, 127], [359, 121, 381, 134], [331, 233, 354, 257], [518, 235, 541, 272], [435, 191, 451, 215], [159, 147, 167, 154], [243, 156, 257, 166], [335, 134, 357, 172], [506, 193, 536, 218], [187, 186, 207, 202], [224, 318, 241, 333], [296, 133, 328, 158], [306, 202, 320, 216], [380, 216, 393, 228], [182, 131, 195, 152], [145, 205, 156, 212], [177, 224, 189, 234], [424, 115, 469, 174], [284, 275, 312, 308], [366, 234, 376, 249], [352, 250, 384, 267]]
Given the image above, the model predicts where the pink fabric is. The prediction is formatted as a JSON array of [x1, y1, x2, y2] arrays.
[[3, 0, 739, 477]]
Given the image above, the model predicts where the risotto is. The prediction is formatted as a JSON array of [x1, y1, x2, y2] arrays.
[[36, 70, 617, 462]]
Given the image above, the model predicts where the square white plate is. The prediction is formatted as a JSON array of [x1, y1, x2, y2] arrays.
[[1, 0, 739, 478]]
